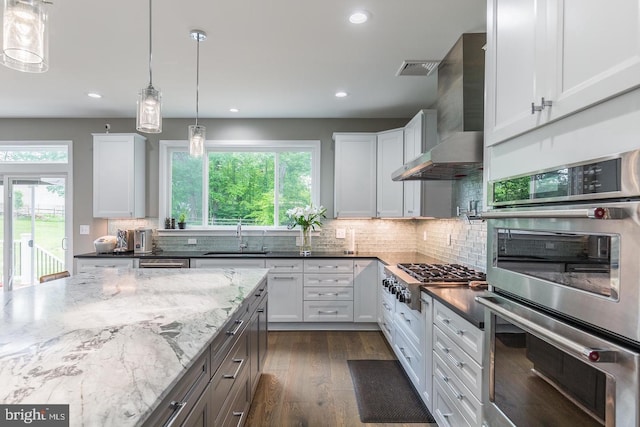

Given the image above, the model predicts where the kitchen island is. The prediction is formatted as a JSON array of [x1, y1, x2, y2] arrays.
[[0, 267, 269, 426]]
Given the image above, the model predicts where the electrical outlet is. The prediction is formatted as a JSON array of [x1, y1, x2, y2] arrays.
[[423, 231, 427, 241], [80, 225, 90, 235], [187, 238, 197, 245], [336, 228, 346, 239]]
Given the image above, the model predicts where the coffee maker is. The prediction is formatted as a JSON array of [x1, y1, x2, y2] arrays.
[[134, 228, 153, 254]]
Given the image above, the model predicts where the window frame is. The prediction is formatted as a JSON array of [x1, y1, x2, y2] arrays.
[[159, 139, 321, 231]]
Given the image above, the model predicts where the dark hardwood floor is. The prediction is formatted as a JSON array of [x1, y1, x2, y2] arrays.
[[245, 330, 435, 427]]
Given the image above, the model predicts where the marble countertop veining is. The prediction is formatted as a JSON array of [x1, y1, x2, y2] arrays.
[[0, 268, 269, 427]]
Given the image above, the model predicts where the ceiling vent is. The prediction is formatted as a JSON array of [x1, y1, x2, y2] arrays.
[[395, 60, 440, 77]]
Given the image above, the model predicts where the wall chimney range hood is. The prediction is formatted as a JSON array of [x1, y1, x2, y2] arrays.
[[393, 33, 486, 181]]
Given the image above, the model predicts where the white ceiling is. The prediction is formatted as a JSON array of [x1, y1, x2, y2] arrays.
[[0, 0, 487, 119]]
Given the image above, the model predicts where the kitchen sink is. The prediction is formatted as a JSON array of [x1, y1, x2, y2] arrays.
[[202, 251, 269, 256]]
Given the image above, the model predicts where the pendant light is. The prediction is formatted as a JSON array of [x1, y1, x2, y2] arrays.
[[136, 0, 162, 134], [188, 29, 206, 158], [1, 0, 51, 73]]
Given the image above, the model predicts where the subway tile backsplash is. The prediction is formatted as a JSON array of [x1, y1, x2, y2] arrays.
[[108, 172, 487, 271]]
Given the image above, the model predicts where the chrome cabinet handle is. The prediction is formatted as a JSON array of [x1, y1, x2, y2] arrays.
[[233, 411, 245, 427], [226, 319, 244, 335], [531, 97, 552, 114], [318, 310, 338, 314], [165, 400, 187, 427], [399, 346, 411, 361], [223, 358, 245, 379], [456, 329, 464, 336], [317, 292, 339, 296], [272, 276, 296, 280], [399, 312, 411, 323]]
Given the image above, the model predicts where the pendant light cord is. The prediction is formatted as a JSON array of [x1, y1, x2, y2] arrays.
[[148, 0, 153, 86], [195, 36, 200, 126]]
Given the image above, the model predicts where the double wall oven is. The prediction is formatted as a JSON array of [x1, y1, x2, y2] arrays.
[[478, 150, 640, 426]]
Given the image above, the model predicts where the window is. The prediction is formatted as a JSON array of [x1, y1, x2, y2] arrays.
[[160, 140, 320, 228]]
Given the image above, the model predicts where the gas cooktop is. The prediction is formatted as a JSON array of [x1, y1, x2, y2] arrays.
[[397, 263, 486, 284]]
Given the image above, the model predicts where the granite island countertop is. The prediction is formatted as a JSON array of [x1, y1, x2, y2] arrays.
[[0, 267, 269, 427]]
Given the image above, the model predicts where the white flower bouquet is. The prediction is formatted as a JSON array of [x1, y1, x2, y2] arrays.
[[286, 204, 327, 231]]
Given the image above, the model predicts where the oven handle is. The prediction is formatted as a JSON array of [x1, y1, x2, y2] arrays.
[[475, 295, 618, 363], [481, 207, 623, 220]]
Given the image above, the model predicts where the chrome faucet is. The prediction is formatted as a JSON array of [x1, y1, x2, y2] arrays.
[[237, 221, 248, 251]]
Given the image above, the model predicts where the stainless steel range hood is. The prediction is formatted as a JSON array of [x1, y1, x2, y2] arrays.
[[393, 33, 486, 181]]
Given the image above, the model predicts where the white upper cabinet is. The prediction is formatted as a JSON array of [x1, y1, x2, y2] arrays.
[[333, 133, 377, 218], [485, 0, 640, 147], [403, 110, 452, 218], [93, 133, 146, 218], [376, 129, 404, 218]]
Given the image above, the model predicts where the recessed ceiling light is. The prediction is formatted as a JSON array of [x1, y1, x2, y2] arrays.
[[229, 108, 239, 113], [349, 10, 369, 24], [335, 91, 348, 98], [87, 92, 102, 99]]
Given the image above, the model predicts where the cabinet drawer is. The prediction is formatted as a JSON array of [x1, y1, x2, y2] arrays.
[[76, 258, 135, 272], [433, 326, 483, 400], [380, 286, 395, 307], [211, 329, 249, 418], [380, 295, 395, 317], [191, 258, 266, 268], [247, 280, 267, 314], [433, 352, 483, 426], [433, 377, 472, 427], [142, 350, 210, 427], [304, 286, 353, 301], [433, 301, 483, 365], [394, 325, 423, 389], [216, 369, 250, 427], [303, 273, 353, 287], [395, 303, 422, 348], [303, 301, 353, 322], [266, 259, 303, 273], [303, 259, 354, 273]]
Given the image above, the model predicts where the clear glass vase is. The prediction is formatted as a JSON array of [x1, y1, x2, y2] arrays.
[[300, 227, 312, 256]]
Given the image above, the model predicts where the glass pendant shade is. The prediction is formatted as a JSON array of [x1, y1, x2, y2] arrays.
[[1, 0, 49, 73], [136, 85, 162, 133], [188, 124, 206, 157]]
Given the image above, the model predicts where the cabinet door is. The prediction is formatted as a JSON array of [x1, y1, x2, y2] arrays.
[[93, 133, 146, 218], [549, 0, 640, 121], [334, 133, 377, 218], [403, 112, 423, 217], [180, 383, 212, 427], [485, 0, 547, 146], [421, 293, 434, 411], [376, 129, 404, 218], [267, 274, 303, 322], [353, 260, 378, 322]]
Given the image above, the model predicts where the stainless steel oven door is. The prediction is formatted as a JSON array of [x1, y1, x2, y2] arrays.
[[477, 294, 640, 427], [484, 200, 640, 344]]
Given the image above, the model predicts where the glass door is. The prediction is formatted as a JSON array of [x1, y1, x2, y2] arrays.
[[9, 177, 67, 289]]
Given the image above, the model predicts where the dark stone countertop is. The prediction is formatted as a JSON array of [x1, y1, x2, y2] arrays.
[[421, 285, 488, 330]]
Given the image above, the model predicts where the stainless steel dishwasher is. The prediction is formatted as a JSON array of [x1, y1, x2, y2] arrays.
[[138, 258, 190, 268]]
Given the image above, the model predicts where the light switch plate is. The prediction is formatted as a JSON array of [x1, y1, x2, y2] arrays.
[[187, 238, 197, 245], [80, 225, 90, 235], [336, 228, 346, 239]]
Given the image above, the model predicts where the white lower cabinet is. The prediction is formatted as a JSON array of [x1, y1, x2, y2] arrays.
[[421, 292, 434, 411], [432, 300, 484, 427], [303, 259, 354, 322], [76, 257, 136, 273], [353, 260, 378, 322], [266, 259, 304, 323], [378, 283, 395, 343]]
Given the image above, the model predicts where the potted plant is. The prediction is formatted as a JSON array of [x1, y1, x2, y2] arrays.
[[177, 212, 187, 229]]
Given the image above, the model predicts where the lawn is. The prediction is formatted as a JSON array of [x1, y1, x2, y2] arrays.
[[12, 215, 66, 259]]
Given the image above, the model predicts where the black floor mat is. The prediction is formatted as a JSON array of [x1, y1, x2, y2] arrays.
[[347, 359, 436, 424]]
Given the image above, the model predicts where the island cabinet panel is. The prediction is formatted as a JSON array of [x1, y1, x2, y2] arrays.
[[144, 276, 268, 427]]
